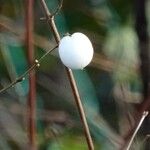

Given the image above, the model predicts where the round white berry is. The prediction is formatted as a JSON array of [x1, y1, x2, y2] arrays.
[[58, 32, 94, 69]]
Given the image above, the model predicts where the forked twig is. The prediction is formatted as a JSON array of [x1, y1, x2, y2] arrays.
[[0, 45, 58, 94], [125, 111, 149, 150], [40, 0, 94, 149]]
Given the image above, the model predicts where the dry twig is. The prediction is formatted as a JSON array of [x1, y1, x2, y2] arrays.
[[123, 111, 149, 150], [40, 0, 94, 149], [0, 45, 58, 94]]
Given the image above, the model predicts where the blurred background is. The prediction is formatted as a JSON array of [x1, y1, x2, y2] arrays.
[[0, 0, 150, 149]]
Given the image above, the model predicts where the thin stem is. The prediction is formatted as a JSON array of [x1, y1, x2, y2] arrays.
[[40, 0, 94, 150], [0, 45, 58, 94], [25, 0, 36, 149], [25, 0, 37, 150], [125, 111, 148, 150], [66, 69, 94, 150]]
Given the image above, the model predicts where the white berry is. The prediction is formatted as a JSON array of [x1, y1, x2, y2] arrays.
[[58, 32, 94, 69]]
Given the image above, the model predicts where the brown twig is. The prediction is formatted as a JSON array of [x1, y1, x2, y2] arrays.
[[25, 0, 36, 149], [40, 0, 94, 149], [124, 111, 148, 150], [122, 96, 150, 150], [0, 45, 57, 94]]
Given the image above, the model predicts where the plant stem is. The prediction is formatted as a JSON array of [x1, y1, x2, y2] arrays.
[[26, 0, 36, 149], [40, 0, 94, 149], [124, 111, 148, 150], [0, 45, 57, 94]]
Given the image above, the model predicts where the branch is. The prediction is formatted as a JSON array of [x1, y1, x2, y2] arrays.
[[40, 0, 94, 149], [122, 111, 149, 150], [0, 45, 58, 94]]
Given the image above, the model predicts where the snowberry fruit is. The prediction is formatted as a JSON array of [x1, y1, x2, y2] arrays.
[[58, 32, 94, 69]]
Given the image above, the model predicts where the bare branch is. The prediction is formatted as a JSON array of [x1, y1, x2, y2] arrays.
[[125, 111, 149, 150], [40, 0, 94, 149], [0, 45, 58, 94]]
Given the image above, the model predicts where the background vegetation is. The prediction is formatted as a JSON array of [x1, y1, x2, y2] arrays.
[[0, 0, 150, 149]]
